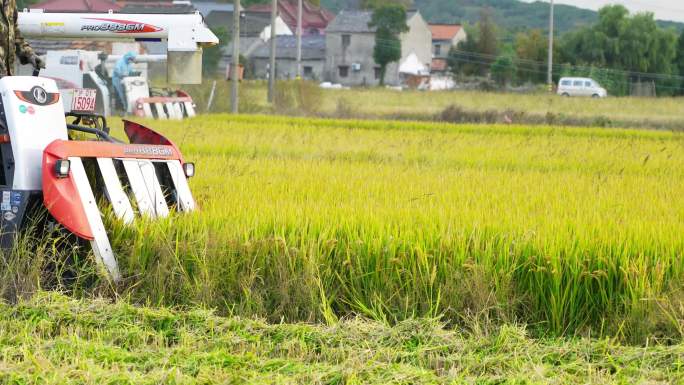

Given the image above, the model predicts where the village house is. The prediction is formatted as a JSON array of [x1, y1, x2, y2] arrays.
[[247, 0, 334, 36], [250, 35, 326, 80], [429, 23, 467, 73], [201, 6, 293, 77], [216, 0, 334, 79], [324, 9, 432, 86]]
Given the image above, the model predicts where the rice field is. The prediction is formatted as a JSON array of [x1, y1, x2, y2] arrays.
[[101, 114, 684, 341], [3, 113, 684, 383], [4, 113, 684, 343]]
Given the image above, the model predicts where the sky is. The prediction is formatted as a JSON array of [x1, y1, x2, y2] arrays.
[[522, 0, 684, 23]]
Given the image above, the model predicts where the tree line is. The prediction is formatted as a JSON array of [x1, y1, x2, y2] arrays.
[[448, 5, 684, 96]]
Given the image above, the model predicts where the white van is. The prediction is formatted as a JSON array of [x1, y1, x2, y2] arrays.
[[557, 77, 607, 98]]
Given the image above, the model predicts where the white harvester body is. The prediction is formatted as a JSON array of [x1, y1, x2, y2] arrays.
[[0, 10, 214, 280], [0, 76, 68, 190], [17, 10, 217, 118], [0, 76, 197, 282]]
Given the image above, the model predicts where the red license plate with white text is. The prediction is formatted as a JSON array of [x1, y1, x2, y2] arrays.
[[71, 89, 97, 112]]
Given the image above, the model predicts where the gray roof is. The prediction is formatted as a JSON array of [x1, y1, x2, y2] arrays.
[[326, 9, 419, 34], [251, 35, 325, 60], [205, 11, 273, 37], [224, 36, 264, 57], [326, 10, 374, 33], [193, 0, 233, 16]]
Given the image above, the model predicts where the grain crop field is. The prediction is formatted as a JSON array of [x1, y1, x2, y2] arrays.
[[3, 114, 684, 383], [187, 81, 684, 128]]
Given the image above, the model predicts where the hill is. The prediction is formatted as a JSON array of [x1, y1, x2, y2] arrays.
[[321, 0, 683, 34]]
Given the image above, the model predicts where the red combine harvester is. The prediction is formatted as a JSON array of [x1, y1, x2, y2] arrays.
[[0, 10, 218, 280]]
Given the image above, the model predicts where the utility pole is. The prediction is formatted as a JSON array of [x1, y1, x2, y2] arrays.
[[231, 0, 240, 113], [296, 0, 302, 78], [268, 0, 277, 103], [547, 0, 554, 92]]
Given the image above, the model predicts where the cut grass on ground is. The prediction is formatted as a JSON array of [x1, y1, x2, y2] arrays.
[[1, 292, 683, 385]]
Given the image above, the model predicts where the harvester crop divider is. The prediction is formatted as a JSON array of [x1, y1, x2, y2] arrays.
[[165, 161, 195, 212], [69, 157, 122, 281], [122, 160, 169, 219], [97, 158, 135, 225]]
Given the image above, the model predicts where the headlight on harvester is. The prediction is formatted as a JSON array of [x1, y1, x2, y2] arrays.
[[55, 159, 71, 178], [183, 162, 195, 178]]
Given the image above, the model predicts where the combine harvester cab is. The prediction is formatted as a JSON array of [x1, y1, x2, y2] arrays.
[[0, 76, 196, 281]]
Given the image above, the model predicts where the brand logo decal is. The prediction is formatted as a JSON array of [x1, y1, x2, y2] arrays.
[[32, 87, 47, 104], [123, 146, 173, 157], [14, 87, 60, 106], [82, 18, 163, 33]]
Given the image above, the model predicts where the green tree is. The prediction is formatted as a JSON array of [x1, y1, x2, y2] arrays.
[[491, 55, 516, 86], [675, 30, 684, 94], [558, 5, 679, 96], [361, 0, 411, 10], [477, 8, 498, 61], [447, 24, 479, 77], [446, 8, 499, 77], [203, 27, 229, 75], [16, 0, 40, 9], [515, 29, 547, 83], [369, 4, 409, 85]]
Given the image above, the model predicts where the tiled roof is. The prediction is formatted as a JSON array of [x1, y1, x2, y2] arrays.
[[327, 10, 420, 34], [326, 10, 373, 33], [30, 0, 120, 12], [247, 0, 333, 33], [193, 0, 233, 16], [429, 24, 462, 41], [250, 35, 325, 60], [206, 11, 275, 37]]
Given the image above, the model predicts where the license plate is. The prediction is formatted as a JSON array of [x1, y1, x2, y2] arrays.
[[71, 89, 97, 112]]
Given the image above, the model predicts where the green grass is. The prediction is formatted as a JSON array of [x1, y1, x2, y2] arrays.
[[1, 292, 683, 384]]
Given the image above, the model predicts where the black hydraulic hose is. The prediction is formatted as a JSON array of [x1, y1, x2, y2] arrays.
[[66, 124, 123, 143]]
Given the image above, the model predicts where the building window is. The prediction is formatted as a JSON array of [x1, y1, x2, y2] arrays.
[[374, 67, 381, 80], [342, 34, 351, 48], [433, 44, 441, 56], [304, 66, 313, 77], [338, 65, 349, 78]]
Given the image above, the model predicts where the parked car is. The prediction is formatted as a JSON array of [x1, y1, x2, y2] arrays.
[[557, 77, 608, 98]]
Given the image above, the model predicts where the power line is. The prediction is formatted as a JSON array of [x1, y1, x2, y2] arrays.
[[446, 55, 684, 92], [446, 48, 684, 82], [369, 33, 684, 82]]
